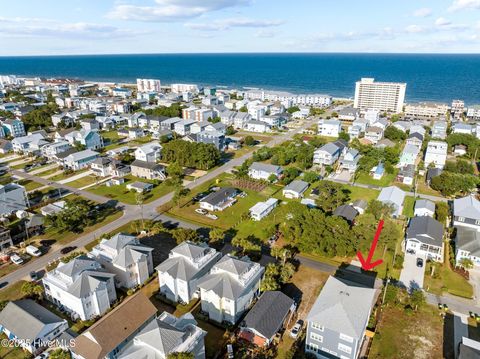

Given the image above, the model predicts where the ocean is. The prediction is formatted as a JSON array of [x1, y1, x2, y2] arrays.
[[0, 53, 479, 104]]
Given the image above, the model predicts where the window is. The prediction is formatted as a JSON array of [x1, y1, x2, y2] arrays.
[[476, 220, 480, 225], [458, 217, 465, 222], [311, 322, 324, 331], [307, 343, 319, 353], [310, 333, 323, 343], [338, 343, 352, 355], [339, 333, 354, 343]]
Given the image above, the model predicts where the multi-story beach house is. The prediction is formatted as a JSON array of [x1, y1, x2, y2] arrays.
[[42, 255, 117, 321], [89, 233, 154, 289], [197, 255, 264, 324], [156, 241, 222, 304]]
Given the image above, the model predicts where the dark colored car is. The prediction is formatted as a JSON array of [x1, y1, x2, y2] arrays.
[[29, 271, 38, 281], [60, 246, 77, 255], [416, 258, 424, 268]]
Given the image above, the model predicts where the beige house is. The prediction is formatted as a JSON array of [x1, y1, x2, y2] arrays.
[[130, 160, 166, 180]]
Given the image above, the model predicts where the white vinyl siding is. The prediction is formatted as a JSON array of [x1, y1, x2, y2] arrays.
[[338, 343, 352, 354]]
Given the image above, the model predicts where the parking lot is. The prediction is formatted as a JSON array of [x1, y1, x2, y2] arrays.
[[399, 253, 426, 291]]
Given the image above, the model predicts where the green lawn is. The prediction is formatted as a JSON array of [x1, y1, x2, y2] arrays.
[[37, 167, 63, 178], [0, 280, 27, 302], [355, 170, 397, 187], [88, 176, 176, 205], [0, 333, 32, 359], [343, 185, 380, 203], [402, 196, 416, 217], [49, 169, 89, 182], [18, 179, 43, 191], [67, 175, 100, 188], [100, 130, 122, 141], [9, 160, 34, 170], [424, 261, 474, 298]]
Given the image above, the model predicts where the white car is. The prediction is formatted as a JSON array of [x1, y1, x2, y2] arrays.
[[290, 320, 303, 339], [10, 254, 24, 265], [206, 214, 218, 220], [195, 208, 208, 215]]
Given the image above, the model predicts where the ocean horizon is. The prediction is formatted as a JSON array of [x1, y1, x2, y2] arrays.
[[1, 53, 479, 104]]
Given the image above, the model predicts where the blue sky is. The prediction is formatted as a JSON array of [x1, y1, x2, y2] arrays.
[[1, 0, 480, 55]]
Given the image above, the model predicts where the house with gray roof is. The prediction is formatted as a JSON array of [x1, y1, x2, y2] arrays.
[[377, 186, 405, 218], [157, 241, 221, 304], [453, 195, 480, 230], [130, 159, 166, 180], [63, 149, 99, 171], [117, 311, 206, 359], [0, 299, 69, 355], [455, 228, 480, 267], [405, 216, 444, 262], [248, 162, 283, 181], [199, 187, 237, 211], [339, 148, 361, 173], [283, 180, 309, 199], [333, 205, 359, 225], [197, 255, 264, 324], [313, 140, 347, 166], [0, 183, 28, 216], [239, 291, 295, 347], [414, 199, 435, 217], [42, 255, 117, 320], [89, 233, 154, 289], [305, 276, 377, 359]]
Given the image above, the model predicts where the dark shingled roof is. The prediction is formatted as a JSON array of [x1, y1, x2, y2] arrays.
[[406, 216, 444, 247], [333, 204, 359, 222], [200, 187, 237, 206], [242, 291, 294, 340]]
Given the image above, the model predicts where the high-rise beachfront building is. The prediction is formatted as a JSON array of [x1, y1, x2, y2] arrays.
[[136, 78, 161, 93], [354, 78, 406, 114]]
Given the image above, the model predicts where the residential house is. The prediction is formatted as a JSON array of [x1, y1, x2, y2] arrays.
[[375, 138, 395, 149], [410, 125, 426, 137], [63, 149, 99, 171], [117, 312, 206, 359], [370, 162, 385, 180], [130, 160, 166, 180], [455, 228, 480, 267], [174, 120, 196, 136], [0, 183, 28, 216], [347, 119, 368, 139], [426, 167, 442, 185], [197, 130, 226, 151], [0, 139, 12, 154], [0, 300, 69, 355], [64, 130, 104, 150], [80, 118, 100, 131], [205, 122, 226, 135], [339, 148, 361, 173], [160, 117, 182, 131], [454, 144, 467, 156], [396, 164, 415, 185], [406, 132, 423, 149], [260, 114, 288, 128], [453, 196, 480, 230], [313, 140, 347, 166], [352, 199, 368, 215], [414, 199, 435, 217], [364, 108, 380, 125], [377, 186, 405, 218], [424, 141, 448, 169], [1, 118, 26, 137], [190, 121, 210, 135], [134, 142, 162, 163], [90, 157, 130, 178], [246, 120, 271, 133], [318, 119, 341, 137], [452, 123, 473, 135], [405, 216, 444, 262], [126, 181, 153, 193], [283, 180, 309, 199], [199, 187, 237, 211], [239, 291, 295, 347], [233, 112, 251, 129], [197, 255, 264, 324], [248, 162, 283, 181], [305, 275, 377, 359], [432, 121, 447, 139], [89, 233, 154, 289], [392, 121, 412, 133], [40, 201, 67, 217], [250, 198, 279, 221], [127, 128, 144, 140], [364, 126, 383, 144], [72, 292, 158, 359], [11, 133, 48, 154], [0, 226, 13, 252], [338, 106, 359, 124], [156, 241, 221, 304], [42, 255, 117, 321], [41, 140, 72, 160], [399, 144, 420, 167], [333, 204, 359, 225]]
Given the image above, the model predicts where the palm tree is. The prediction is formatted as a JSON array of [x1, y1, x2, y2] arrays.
[[459, 258, 474, 270]]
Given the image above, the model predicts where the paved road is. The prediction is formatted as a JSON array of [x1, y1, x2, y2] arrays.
[[2, 124, 310, 288]]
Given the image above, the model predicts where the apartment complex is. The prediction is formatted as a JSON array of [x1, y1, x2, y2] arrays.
[[354, 78, 406, 113], [136, 78, 161, 93], [404, 102, 450, 118]]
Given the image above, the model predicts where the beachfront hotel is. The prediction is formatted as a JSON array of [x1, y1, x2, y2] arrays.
[[354, 78, 406, 114]]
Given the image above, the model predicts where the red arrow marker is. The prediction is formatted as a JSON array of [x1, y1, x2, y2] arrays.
[[357, 219, 384, 271]]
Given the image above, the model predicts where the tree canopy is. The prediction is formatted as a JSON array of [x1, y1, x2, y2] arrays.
[[142, 103, 184, 118], [162, 140, 220, 170], [313, 181, 350, 213]]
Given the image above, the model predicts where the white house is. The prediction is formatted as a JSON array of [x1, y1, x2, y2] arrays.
[[414, 199, 435, 217], [453, 196, 480, 230], [246, 120, 271, 133], [156, 241, 221, 304], [405, 216, 444, 262], [377, 186, 405, 218], [64, 129, 104, 150], [364, 126, 384, 144], [134, 142, 162, 163], [424, 141, 448, 169], [197, 255, 264, 324], [338, 148, 362, 173], [63, 149, 99, 170], [282, 180, 309, 199], [452, 123, 474, 135], [42, 255, 117, 321], [398, 144, 420, 168], [248, 162, 283, 181], [89, 233, 154, 289], [174, 120, 196, 136], [455, 228, 480, 267], [318, 119, 341, 137], [313, 140, 347, 166], [0, 183, 28, 216], [0, 300, 69, 355], [250, 198, 278, 221], [199, 187, 237, 212]]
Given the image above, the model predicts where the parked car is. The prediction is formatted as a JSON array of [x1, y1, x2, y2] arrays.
[[226, 344, 234, 359], [290, 320, 303, 339], [416, 258, 424, 268], [0, 282, 8, 289], [406, 249, 415, 255], [10, 254, 24, 265], [195, 208, 208, 215], [206, 214, 218, 220], [30, 271, 38, 281], [60, 246, 77, 255], [34, 352, 49, 359], [26, 245, 42, 257]]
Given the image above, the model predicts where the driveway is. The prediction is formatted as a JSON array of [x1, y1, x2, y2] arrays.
[[468, 268, 480, 304], [399, 253, 425, 291]]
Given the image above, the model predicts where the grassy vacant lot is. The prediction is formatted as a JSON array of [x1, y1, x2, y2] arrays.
[[343, 185, 380, 203], [88, 175, 176, 204], [66, 175, 99, 189], [424, 260, 474, 299], [403, 195, 416, 217], [0, 280, 27, 302], [49, 168, 89, 182], [355, 170, 397, 187], [18, 179, 43, 191], [168, 181, 280, 230], [369, 304, 443, 359], [37, 167, 63, 178]]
